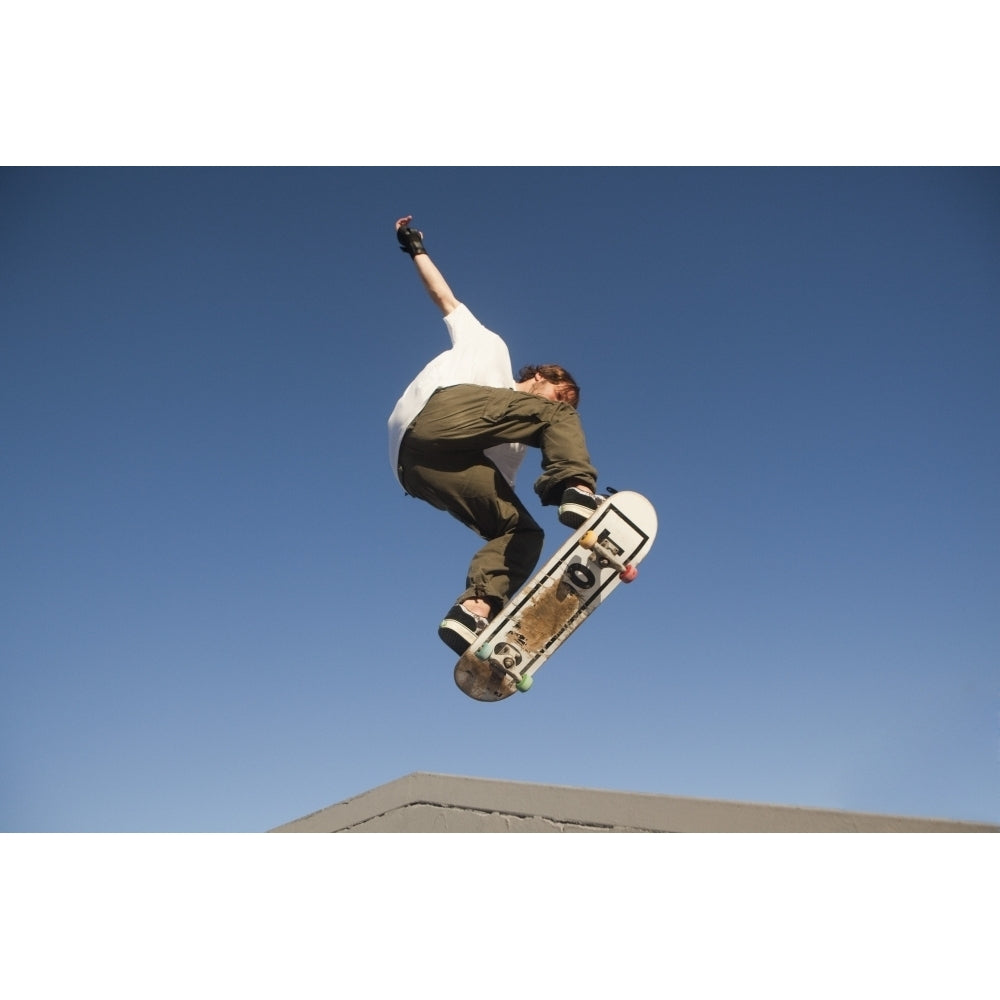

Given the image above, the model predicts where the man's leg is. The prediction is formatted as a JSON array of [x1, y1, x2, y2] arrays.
[[453, 485, 546, 611], [398, 442, 544, 610]]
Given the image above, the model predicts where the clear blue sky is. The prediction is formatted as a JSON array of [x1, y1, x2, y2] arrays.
[[2, 167, 998, 831]]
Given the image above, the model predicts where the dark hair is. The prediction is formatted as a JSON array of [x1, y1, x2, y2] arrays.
[[516, 364, 580, 408]]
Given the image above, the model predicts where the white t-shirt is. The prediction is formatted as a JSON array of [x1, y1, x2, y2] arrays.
[[388, 302, 526, 487]]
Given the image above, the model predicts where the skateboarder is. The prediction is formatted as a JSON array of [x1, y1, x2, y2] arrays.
[[389, 215, 600, 655]]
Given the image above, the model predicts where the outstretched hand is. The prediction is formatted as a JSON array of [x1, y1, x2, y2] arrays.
[[396, 215, 427, 258]]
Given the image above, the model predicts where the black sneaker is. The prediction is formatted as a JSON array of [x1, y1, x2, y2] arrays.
[[439, 603, 490, 655], [558, 485, 599, 528]]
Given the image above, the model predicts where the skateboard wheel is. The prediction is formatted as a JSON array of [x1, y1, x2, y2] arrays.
[[474, 642, 493, 660], [620, 565, 638, 583], [580, 530, 598, 549], [516, 674, 533, 692]]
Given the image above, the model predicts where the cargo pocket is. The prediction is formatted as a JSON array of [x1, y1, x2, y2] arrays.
[[481, 389, 514, 424]]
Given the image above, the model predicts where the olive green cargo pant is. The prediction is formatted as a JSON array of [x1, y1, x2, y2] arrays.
[[397, 384, 598, 611]]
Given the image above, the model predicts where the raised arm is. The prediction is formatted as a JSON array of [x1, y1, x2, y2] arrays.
[[395, 215, 460, 317]]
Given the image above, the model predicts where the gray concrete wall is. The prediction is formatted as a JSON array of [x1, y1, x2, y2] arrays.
[[271, 772, 998, 833]]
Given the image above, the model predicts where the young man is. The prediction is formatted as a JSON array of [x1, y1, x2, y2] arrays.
[[388, 215, 599, 655]]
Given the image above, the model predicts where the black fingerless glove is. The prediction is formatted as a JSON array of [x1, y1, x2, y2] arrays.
[[397, 225, 427, 258]]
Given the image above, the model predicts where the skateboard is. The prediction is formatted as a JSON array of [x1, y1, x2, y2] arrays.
[[454, 490, 657, 702]]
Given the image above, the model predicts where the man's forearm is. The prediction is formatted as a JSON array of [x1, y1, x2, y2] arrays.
[[413, 253, 460, 317], [395, 215, 459, 316]]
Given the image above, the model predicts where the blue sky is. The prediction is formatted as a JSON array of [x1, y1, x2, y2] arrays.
[[2, 166, 998, 831]]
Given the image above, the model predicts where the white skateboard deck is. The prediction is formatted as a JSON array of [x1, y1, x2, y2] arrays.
[[454, 491, 657, 701]]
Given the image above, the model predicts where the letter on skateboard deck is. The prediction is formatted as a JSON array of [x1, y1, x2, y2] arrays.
[[454, 491, 657, 702]]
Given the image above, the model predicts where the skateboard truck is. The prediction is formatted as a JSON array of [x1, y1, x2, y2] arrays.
[[473, 641, 533, 691], [580, 530, 638, 582]]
